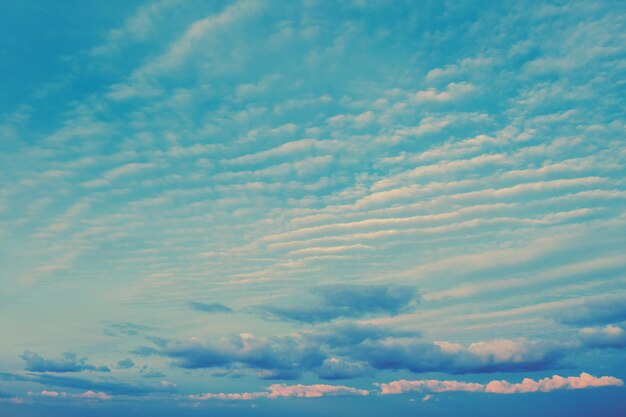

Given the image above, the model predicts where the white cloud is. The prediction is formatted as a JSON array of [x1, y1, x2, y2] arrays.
[[411, 82, 475, 103], [78, 391, 112, 400]]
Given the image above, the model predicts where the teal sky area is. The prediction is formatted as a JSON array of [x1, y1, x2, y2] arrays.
[[1, 1, 625, 416]]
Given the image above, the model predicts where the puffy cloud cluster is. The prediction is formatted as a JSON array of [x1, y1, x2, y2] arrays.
[[353, 337, 564, 374], [377, 379, 483, 395], [485, 373, 624, 394], [149, 323, 565, 379], [266, 383, 369, 398], [378, 373, 623, 395], [29, 390, 112, 400]]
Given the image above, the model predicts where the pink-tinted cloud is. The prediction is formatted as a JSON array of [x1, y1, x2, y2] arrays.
[[378, 373, 623, 395], [485, 372, 624, 394], [189, 383, 369, 401], [266, 384, 369, 398], [377, 379, 483, 395]]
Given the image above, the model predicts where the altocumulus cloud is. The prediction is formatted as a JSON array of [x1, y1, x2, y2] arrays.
[[259, 284, 420, 323]]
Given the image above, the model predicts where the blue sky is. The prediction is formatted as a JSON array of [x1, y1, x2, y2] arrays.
[[1, 0, 625, 415]]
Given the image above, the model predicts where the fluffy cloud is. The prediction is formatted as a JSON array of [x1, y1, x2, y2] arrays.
[[30, 390, 112, 400], [485, 373, 624, 394], [377, 379, 483, 394], [259, 284, 420, 323], [20, 351, 110, 373], [378, 373, 623, 395], [411, 82, 476, 102], [78, 390, 113, 400], [189, 383, 369, 401]]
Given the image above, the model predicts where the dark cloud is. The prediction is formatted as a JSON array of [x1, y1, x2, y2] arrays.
[[187, 301, 233, 314], [351, 338, 565, 374], [149, 323, 565, 379], [259, 284, 420, 323], [20, 351, 110, 373], [139, 365, 165, 379], [162, 333, 325, 378], [554, 296, 626, 326], [115, 358, 135, 369]]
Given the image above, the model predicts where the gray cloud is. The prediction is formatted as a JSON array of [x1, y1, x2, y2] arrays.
[[259, 284, 420, 323], [554, 296, 626, 326], [20, 351, 110, 373], [187, 301, 233, 314], [149, 323, 565, 379]]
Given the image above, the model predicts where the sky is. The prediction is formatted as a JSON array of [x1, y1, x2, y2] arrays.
[[1, 0, 625, 416]]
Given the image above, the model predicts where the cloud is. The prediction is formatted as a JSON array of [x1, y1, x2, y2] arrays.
[[0, 393, 26, 404], [554, 296, 626, 326], [580, 325, 626, 349], [354, 338, 565, 374], [187, 301, 233, 313], [377, 378, 484, 394], [158, 333, 324, 378], [188, 383, 369, 401], [265, 383, 369, 398], [0, 372, 174, 396], [78, 390, 113, 400], [115, 359, 135, 369], [317, 357, 371, 380], [378, 372, 623, 395], [485, 372, 624, 394], [259, 284, 420, 323], [411, 82, 476, 103], [20, 352, 110, 373], [102, 322, 155, 337], [29, 390, 112, 401], [151, 323, 566, 378]]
